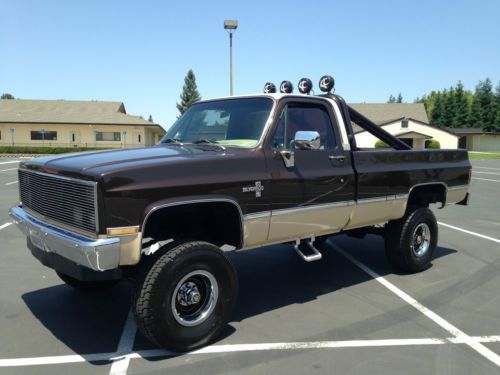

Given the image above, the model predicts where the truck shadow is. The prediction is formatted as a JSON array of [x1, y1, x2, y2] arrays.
[[21, 234, 457, 364]]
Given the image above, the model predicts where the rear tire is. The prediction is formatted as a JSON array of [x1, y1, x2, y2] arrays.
[[385, 207, 438, 273], [132, 241, 238, 352], [56, 271, 119, 291]]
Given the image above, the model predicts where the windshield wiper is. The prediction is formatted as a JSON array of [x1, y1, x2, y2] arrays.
[[192, 139, 226, 150], [160, 138, 183, 145]]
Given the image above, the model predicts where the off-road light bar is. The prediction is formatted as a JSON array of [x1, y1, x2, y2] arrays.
[[263, 82, 276, 93], [298, 78, 313, 94], [280, 80, 294, 94]]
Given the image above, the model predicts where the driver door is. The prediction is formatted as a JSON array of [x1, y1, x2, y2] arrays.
[[265, 98, 355, 243]]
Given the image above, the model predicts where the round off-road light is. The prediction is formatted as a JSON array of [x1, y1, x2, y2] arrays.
[[279, 80, 294, 94], [263, 82, 276, 94], [298, 78, 313, 94], [319, 75, 335, 93]]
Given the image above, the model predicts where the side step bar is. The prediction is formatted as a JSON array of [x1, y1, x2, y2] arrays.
[[294, 238, 322, 262]]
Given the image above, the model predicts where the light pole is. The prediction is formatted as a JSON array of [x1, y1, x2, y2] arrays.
[[224, 20, 238, 96]]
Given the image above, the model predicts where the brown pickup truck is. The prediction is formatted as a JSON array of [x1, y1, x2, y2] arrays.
[[10, 79, 470, 352]]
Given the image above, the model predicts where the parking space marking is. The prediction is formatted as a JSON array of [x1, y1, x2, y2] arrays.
[[5, 180, 18, 185], [474, 171, 500, 176], [109, 309, 137, 375], [473, 177, 500, 183], [438, 222, 500, 244], [0, 168, 18, 172], [332, 244, 500, 367], [0, 160, 20, 165], [1, 335, 499, 367], [474, 166, 500, 171], [0, 223, 12, 230]]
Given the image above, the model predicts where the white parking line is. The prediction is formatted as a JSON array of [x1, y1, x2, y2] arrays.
[[0, 223, 12, 231], [473, 171, 500, 176], [332, 244, 500, 367], [5, 181, 18, 186], [109, 309, 137, 375], [0, 160, 20, 165], [1, 335, 499, 367], [473, 177, 500, 183], [438, 222, 500, 244], [474, 166, 500, 171], [0, 168, 18, 172]]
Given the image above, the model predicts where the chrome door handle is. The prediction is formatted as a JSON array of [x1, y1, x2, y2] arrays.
[[328, 155, 345, 162]]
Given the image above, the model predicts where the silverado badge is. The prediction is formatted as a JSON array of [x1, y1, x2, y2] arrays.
[[242, 181, 264, 198]]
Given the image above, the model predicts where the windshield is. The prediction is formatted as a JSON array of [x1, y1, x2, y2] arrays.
[[162, 97, 273, 148]]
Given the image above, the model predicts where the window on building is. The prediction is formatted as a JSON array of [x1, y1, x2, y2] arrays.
[[138, 134, 142, 143], [402, 119, 409, 128], [96, 132, 121, 141], [31, 131, 57, 140]]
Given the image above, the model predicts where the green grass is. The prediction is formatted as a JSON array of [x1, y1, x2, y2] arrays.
[[0, 146, 116, 154], [468, 151, 500, 160]]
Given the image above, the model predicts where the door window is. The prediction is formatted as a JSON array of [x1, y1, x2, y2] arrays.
[[271, 103, 337, 150]]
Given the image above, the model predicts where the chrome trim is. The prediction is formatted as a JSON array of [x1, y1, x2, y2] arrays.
[[355, 196, 388, 204], [10, 207, 120, 271], [142, 198, 245, 248], [18, 168, 99, 234], [243, 211, 271, 220], [271, 200, 350, 216], [448, 184, 469, 191]]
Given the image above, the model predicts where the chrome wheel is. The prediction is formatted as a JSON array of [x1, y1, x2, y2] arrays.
[[171, 270, 218, 327], [412, 223, 431, 257]]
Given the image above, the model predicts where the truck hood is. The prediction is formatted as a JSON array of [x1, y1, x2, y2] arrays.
[[21, 145, 229, 179]]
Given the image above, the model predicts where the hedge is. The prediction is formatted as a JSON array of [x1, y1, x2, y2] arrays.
[[0, 146, 116, 154], [425, 140, 441, 149]]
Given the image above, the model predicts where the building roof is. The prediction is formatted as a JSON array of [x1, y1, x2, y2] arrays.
[[393, 130, 432, 139], [444, 127, 500, 135], [349, 103, 429, 124], [0, 99, 158, 127]]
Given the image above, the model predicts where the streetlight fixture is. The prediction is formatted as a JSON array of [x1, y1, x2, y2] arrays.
[[224, 19, 238, 96]]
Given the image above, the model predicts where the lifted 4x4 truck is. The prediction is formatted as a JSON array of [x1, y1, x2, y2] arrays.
[[10, 77, 471, 352]]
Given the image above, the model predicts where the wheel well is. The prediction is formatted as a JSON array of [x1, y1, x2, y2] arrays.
[[408, 184, 446, 207], [142, 202, 243, 248]]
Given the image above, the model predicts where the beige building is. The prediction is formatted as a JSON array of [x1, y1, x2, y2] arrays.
[[350, 103, 459, 149], [0, 99, 165, 148], [446, 128, 500, 152]]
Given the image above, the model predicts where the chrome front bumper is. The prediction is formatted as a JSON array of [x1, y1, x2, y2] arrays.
[[10, 207, 120, 272]]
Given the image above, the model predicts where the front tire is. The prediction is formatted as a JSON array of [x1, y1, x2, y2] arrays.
[[132, 241, 238, 352], [385, 207, 438, 273]]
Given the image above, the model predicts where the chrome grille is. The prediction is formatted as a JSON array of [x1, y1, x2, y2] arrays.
[[18, 169, 98, 233]]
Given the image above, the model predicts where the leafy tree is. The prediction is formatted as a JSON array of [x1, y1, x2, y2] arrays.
[[453, 81, 469, 128], [176, 69, 201, 115], [1, 93, 14, 99], [396, 93, 403, 103], [387, 95, 396, 103], [148, 114, 154, 122]]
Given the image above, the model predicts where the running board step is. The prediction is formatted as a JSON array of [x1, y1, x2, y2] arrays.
[[294, 238, 322, 262]]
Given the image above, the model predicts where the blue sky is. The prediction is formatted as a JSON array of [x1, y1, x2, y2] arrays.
[[1, 0, 499, 129]]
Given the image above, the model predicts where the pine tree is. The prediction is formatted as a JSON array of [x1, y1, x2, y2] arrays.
[[387, 95, 396, 103], [176, 69, 201, 115], [148, 114, 154, 122], [431, 93, 444, 127], [475, 78, 495, 131], [468, 94, 483, 129], [396, 93, 403, 103], [442, 88, 456, 127], [494, 82, 500, 131], [452, 81, 469, 127]]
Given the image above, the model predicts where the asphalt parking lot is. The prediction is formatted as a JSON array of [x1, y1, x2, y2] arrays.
[[0, 157, 499, 374]]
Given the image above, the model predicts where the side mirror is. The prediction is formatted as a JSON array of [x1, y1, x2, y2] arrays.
[[293, 131, 321, 150], [279, 130, 321, 168]]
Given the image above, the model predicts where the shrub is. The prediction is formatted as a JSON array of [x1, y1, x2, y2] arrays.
[[0, 146, 116, 154], [374, 140, 390, 148], [425, 140, 441, 149]]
